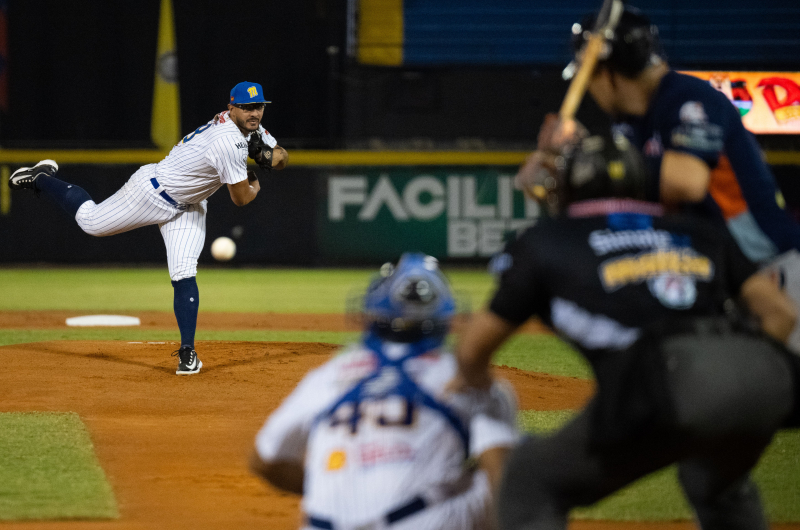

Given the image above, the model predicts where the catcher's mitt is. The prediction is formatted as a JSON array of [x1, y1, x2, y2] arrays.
[[247, 133, 274, 172]]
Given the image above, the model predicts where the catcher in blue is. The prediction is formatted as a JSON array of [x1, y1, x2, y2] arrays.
[[7, 81, 288, 375], [251, 253, 518, 530]]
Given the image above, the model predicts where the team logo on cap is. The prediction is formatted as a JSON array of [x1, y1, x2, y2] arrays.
[[247, 86, 258, 98]]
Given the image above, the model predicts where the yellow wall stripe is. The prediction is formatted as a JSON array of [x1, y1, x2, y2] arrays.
[[0, 150, 526, 166], [0, 149, 796, 167], [765, 151, 800, 166], [0, 150, 168, 165], [0, 166, 9, 215], [358, 0, 403, 66]]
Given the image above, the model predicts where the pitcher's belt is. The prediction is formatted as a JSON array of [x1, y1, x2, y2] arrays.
[[150, 177, 178, 206]]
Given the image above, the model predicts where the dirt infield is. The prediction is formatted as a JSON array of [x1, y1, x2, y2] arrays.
[[1, 313, 796, 530], [0, 310, 553, 334]]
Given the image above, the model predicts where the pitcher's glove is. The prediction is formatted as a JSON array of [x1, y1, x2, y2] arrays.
[[247, 133, 274, 172]]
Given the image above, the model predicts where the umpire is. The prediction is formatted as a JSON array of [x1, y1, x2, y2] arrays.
[[455, 132, 800, 530]]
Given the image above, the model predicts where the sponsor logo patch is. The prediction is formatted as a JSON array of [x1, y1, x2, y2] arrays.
[[648, 274, 698, 309], [326, 450, 347, 471], [588, 228, 673, 256], [644, 132, 663, 157], [599, 249, 714, 292], [679, 101, 708, 123], [358, 441, 414, 468], [671, 123, 723, 153]]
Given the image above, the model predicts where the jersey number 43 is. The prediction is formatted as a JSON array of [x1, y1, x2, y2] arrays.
[[328, 396, 416, 434], [180, 123, 213, 144]]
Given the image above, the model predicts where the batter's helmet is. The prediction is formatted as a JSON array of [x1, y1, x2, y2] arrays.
[[567, 5, 664, 79], [534, 132, 651, 216], [361, 252, 456, 344]]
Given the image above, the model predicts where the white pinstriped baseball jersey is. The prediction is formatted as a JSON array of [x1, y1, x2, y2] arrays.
[[255, 342, 518, 530], [155, 110, 277, 204], [73, 110, 276, 280]]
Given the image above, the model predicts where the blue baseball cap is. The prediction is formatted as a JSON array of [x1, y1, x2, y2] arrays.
[[229, 82, 271, 105]]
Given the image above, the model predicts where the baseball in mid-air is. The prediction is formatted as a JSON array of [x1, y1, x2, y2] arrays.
[[211, 237, 236, 261]]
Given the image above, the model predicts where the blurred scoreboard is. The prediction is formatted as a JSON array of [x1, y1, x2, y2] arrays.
[[681, 71, 800, 134]]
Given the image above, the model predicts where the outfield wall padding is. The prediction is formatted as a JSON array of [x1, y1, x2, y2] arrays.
[[0, 164, 797, 266]]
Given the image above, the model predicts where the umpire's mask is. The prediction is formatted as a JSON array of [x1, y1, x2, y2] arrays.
[[536, 132, 650, 217], [567, 132, 650, 204]]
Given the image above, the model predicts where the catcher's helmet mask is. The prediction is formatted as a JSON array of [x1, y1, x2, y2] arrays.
[[564, 5, 664, 80], [356, 253, 457, 344]]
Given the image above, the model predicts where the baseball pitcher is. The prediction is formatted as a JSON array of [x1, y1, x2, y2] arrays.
[[8, 81, 287, 375], [251, 253, 518, 530]]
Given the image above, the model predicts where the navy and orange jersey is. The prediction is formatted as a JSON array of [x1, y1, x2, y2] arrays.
[[489, 199, 757, 361], [614, 71, 800, 263]]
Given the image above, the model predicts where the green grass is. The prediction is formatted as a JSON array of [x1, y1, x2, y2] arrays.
[[0, 329, 588, 381], [1, 268, 798, 523], [0, 267, 496, 313], [518, 410, 800, 522], [0, 329, 359, 348], [0, 412, 118, 520], [493, 333, 592, 378], [753, 430, 800, 521], [0, 266, 586, 377]]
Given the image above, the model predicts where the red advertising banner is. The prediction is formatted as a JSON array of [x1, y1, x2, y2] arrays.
[[680, 71, 800, 134]]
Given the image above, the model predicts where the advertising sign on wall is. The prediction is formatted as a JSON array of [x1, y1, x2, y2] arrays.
[[680, 71, 800, 134], [321, 169, 539, 262]]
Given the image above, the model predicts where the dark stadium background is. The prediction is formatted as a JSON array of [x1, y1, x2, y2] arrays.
[[0, 0, 797, 265]]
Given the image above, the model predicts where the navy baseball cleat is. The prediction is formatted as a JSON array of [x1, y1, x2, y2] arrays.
[[8, 159, 59, 190], [173, 345, 202, 375]]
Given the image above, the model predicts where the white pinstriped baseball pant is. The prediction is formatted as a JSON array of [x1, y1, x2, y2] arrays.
[[301, 471, 493, 530], [74, 164, 207, 281]]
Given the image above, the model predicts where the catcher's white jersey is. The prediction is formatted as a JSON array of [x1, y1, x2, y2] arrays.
[[73, 110, 276, 281], [255, 340, 518, 530]]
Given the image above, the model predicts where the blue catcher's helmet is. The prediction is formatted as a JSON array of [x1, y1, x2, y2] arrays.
[[363, 252, 456, 344]]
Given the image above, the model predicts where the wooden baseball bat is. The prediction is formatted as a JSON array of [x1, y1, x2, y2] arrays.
[[521, 0, 625, 203], [559, 0, 625, 122]]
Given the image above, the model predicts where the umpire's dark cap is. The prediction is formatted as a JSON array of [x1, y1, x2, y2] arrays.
[[230, 82, 271, 105]]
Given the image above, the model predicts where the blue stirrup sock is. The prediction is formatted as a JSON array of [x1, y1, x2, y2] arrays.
[[35, 175, 93, 218], [172, 277, 199, 349]]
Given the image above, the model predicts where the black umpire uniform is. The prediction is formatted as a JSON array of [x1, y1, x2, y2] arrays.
[[457, 133, 799, 530]]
